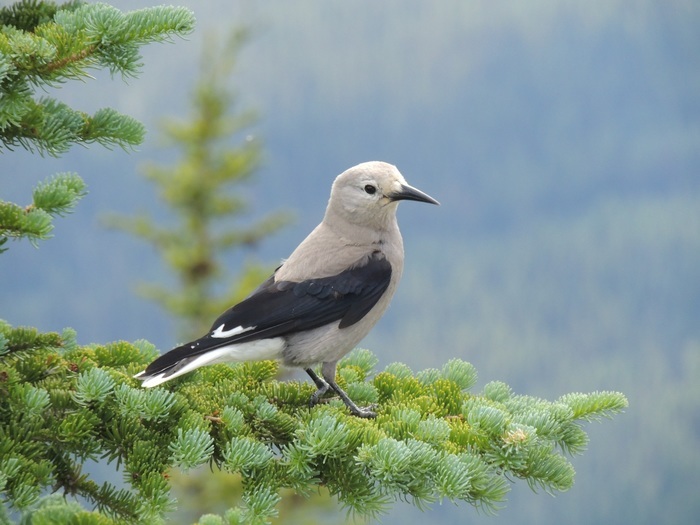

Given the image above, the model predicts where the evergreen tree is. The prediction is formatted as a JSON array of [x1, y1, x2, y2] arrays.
[[0, 0, 195, 250], [0, 2, 629, 523], [106, 30, 289, 341]]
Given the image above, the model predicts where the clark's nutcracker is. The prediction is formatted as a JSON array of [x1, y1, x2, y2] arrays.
[[135, 161, 439, 418]]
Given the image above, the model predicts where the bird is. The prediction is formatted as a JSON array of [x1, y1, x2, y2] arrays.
[[134, 161, 439, 418]]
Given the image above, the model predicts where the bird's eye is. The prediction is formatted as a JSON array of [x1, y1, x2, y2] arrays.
[[364, 184, 376, 195]]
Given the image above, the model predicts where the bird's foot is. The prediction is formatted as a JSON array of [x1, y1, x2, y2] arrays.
[[330, 382, 378, 419], [347, 403, 377, 419], [305, 367, 378, 418]]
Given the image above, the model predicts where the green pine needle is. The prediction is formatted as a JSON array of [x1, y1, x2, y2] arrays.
[[32, 172, 87, 215], [170, 428, 215, 471], [72, 367, 115, 406], [558, 391, 629, 421], [0, 323, 627, 522]]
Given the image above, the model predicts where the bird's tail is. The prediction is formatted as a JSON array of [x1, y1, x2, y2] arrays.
[[134, 337, 285, 388], [134, 345, 234, 388]]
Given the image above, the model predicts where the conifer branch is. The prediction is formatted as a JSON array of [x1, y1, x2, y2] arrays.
[[43, 43, 95, 74], [0, 1, 195, 252], [0, 172, 86, 250], [0, 319, 628, 523]]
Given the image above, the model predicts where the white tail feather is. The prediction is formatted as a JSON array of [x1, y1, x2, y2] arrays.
[[135, 338, 285, 388]]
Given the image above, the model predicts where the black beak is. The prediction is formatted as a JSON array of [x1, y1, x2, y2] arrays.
[[389, 184, 440, 205]]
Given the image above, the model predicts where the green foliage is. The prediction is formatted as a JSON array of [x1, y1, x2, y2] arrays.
[[0, 172, 86, 251], [0, 0, 195, 252], [171, 428, 215, 472], [106, 30, 290, 340], [0, 320, 627, 523], [0, 1, 194, 155]]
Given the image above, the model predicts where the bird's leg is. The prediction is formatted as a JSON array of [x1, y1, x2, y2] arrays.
[[305, 368, 330, 408], [328, 380, 377, 419], [321, 362, 377, 419]]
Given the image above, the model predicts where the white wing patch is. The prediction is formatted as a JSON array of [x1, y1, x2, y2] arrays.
[[211, 323, 254, 339]]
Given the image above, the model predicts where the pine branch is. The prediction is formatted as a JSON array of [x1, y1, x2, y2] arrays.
[[43, 42, 95, 74], [0, 2, 195, 155], [0, 172, 86, 251], [0, 1, 195, 253], [0, 319, 628, 523]]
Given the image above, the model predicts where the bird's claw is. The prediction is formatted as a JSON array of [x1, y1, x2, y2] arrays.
[[308, 392, 377, 418], [306, 368, 378, 418], [348, 404, 377, 419]]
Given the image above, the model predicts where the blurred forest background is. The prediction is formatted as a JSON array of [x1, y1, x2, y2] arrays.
[[2, 1, 699, 524]]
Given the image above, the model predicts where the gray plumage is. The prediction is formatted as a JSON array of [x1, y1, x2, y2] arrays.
[[135, 161, 438, 417]]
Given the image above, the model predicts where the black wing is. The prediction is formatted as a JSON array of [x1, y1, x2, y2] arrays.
[[142, 251, 391, 375]]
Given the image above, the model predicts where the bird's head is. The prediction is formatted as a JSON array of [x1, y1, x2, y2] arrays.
[[328, 161, 439, 230]]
